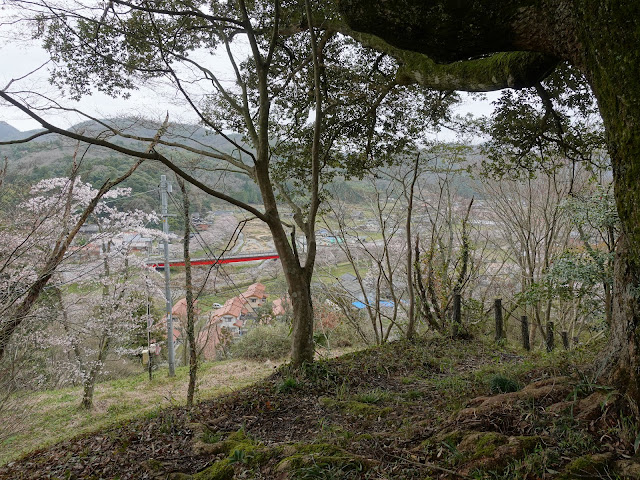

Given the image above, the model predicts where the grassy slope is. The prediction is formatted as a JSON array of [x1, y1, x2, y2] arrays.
[[1, 336, 637, 479], [0, 359, 277, 466]]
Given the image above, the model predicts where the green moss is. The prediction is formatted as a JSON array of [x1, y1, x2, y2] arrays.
[[320, 396, 392, 418], [277, 443, 367, 476], [221, 429, 281, 467], [201, 429, 223, 444], [192, 460, 233, 480], [559, 453, 613, 479], [456, 432, 508, 461], [440, 430, 465, 448], [474, 432, 507, 458]]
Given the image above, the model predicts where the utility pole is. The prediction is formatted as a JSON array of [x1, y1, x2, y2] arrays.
[[160, 175, 175, 377]]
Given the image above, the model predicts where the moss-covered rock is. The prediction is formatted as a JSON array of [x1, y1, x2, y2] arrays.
[[192, 460, 234, 480], [276, 443, 369, 477], [559, 452, 614, 479], [458, 431, 508, 459], [455, 433, 543, 476]]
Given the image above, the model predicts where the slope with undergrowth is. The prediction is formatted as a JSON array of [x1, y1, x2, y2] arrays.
[[1, 336, 638, 479]]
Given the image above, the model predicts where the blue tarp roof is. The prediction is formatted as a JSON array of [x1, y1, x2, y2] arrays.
[[352, 300, 395, 309]]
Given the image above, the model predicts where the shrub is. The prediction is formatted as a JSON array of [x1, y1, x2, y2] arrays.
[[277, 377, 300, 394], [327, 321, 365, 348], [489, 375, 521, 394], [230, 322, 291, 361]]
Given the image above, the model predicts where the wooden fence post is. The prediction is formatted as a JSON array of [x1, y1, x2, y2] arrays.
[[546, 322, 555, 352], [494, 298, 504, 342], [452, 289, 461, 336], [521, 316, 530, 351], [561, 331, 570, 350]]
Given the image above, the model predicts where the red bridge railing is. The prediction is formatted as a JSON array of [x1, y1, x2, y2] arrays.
[[146, 252, 279, 268]]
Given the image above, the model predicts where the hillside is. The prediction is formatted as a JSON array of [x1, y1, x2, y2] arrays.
[[0, 122, 45, 142], [2, 336, 637, 479], [0, 119, 395, 212], [0, 119, 264, 211]]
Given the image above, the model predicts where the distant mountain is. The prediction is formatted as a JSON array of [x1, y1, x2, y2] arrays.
[[67, 117, 246, 153], [0, 121, 22, 141], [0, 121, 47, 142], [0, 117, 263, 212]]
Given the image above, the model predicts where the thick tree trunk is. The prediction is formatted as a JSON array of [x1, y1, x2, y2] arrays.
[[604, 237, 640, 402], [262, 200, 315, 366], [574, 2, 640, 403], [288, 268, 315, 365]]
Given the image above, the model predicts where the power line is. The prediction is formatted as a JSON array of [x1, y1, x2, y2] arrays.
[[166, 190, 253, 306]]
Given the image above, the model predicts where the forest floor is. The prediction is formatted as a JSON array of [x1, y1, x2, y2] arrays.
[[1, 335, 639, 479], [0, 358, 281, 466]]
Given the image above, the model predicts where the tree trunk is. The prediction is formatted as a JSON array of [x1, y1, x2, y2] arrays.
[[288, 268, 315, 365], [405, 154, 419, 339], [604, 235, 640, 402], [179, 178, 198, 408], [81, 335, 109, 410], [575, 2, 640, 403]]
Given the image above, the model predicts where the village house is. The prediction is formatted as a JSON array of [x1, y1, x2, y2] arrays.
[[272, 296, 291, 317], [195, 283, 270, 361], [210, 296, 249, 335], [115, 232, 154, 255], [197, 316, 224, 361], [241, 282, 268, 309], [154, 298, 200, 344]]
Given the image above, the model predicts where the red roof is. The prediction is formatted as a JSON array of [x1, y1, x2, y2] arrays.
[[197, 317, 223, 361], [209, 296, 248, 321], [243, 282, 267, 300], [172, 298, 199, 317], [272, 296, 291, 316]]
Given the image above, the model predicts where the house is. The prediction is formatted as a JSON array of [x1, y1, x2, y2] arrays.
[[116, 232, 154, 254], [69, 242, 102, 260], [79, 224, 100, 235], [210, 296, 249, 335], [197, 316, 224, 361], [272, 296, 291, 317], [241, 282, 268, 308], [172, 298, 200, 318], [152, 298, 200, 344]]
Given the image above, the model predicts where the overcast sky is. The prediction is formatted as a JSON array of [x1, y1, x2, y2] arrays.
[[0, 31, 498, 142]]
